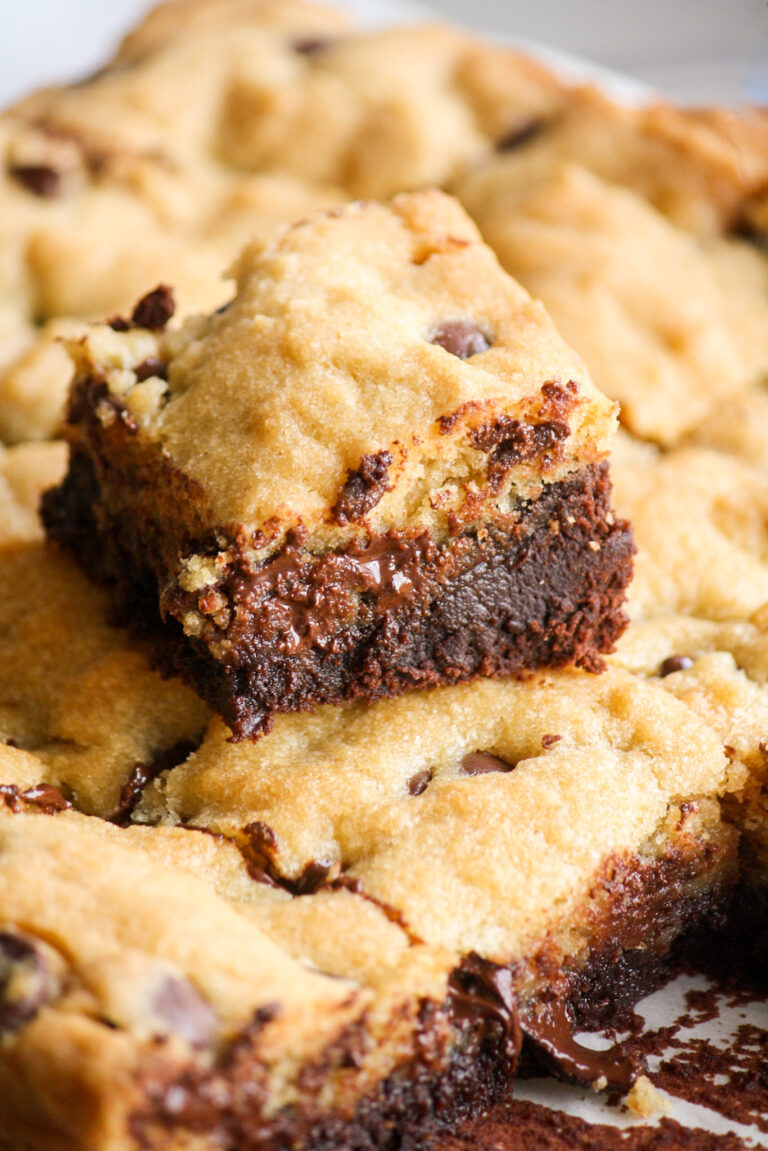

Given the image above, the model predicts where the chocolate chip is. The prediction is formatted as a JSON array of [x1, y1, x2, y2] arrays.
[[429, 321, 490, 360], [659, 654, 694, 677], [131, 284, 175, 330], [134, 356, 169, 382], [0, 932, 56, 1033], [541, 734, 562, 750], [461, 751, 516, 776], [150, 974, 217, 1047], [407, 770, 432, 796], [107, 315, 131, 332], [9, 163, 62, 197], [292, 36, 329, 55], [332, 450, 393, 525], [495, 117, 547, 153]]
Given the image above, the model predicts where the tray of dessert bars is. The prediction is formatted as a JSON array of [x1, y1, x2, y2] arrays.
[[0, 0, 766, 1148]]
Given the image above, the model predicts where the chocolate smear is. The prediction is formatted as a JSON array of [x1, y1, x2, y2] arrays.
[[449, 953, 522, 1066], [0, 783, 71, 814], [521, 996, 640, 1091]]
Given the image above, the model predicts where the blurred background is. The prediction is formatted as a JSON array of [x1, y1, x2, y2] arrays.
[[2, 0, 767, 106]]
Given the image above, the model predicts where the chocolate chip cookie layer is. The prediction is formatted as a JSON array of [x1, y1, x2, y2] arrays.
[[44, 190, 632, 738]]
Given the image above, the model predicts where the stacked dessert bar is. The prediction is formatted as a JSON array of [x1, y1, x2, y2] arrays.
[[0, 2, 767, 1149]]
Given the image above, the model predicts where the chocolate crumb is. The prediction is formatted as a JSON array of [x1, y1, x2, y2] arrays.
[[430, 320, 490, 360], [541, 734, 562, 750], [131, 285, 175, 330], [9, 163, 62, 197], [333, 450, 393, 525], [107, 315, 132, 332], [659, 655, 694, 677]]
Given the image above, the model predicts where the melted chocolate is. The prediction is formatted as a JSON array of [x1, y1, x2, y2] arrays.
[[449, 953, 522, 1066], [0, 783, 71, 814], [111, 739, 200, 824], [521, 997, 639, 1090]]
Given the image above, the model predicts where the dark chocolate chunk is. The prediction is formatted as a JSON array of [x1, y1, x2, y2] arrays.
[[407, 769, 432, 796], [430, 320, 491, 360], [521, 996, 640, 1090], [9, 163, 62, 197], [461, 751, 516, 776], [108, 315, 132, 332], [150, 974, 217, 1047], [495, 117, 547, 152], [134, 356, 169, 382], [332, 450, 394, 525], [0, 932, 56, 1033], [659, 654, 694, 677], [131, 284, 175, 330]]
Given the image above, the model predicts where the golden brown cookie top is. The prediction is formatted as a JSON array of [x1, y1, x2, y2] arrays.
[[142, 664, 732, 962], [458, 164, 768, 446], [0, 543, 207, 817], [457, 86, 768, 236], [66, 191, 616, 575]]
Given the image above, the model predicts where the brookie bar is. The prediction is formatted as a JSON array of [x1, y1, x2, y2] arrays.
[[44, 190, 632, 738], [0, 654, 749, 1150]]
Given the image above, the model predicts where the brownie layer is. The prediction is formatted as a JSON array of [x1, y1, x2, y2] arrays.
[[44, 456, 633, 739], [128, 836, 737, 1151]]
